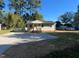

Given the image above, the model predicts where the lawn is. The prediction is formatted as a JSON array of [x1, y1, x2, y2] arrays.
[[3, 32, 79, 58], [43, 32, 79, 58]]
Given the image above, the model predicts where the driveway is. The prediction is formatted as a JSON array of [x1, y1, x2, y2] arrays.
[[0, 32, 57, 56]]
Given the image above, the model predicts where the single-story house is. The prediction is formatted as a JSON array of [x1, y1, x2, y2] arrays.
[[25, 20, 56, 32]]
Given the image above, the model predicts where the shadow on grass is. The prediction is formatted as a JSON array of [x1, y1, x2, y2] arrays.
[[2, 32, 79, 58], [6, 32, 57, 40], [42, 44, 79, 58], [3, 39, 56, 58], [3, 40, 79, 58]]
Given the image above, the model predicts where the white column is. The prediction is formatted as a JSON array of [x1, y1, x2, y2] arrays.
[[52, 23, 56, 31]]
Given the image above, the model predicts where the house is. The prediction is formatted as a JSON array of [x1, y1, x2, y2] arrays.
[[25, 20, 56, 32]]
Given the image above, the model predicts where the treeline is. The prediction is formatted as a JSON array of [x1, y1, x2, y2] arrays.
[[57, 5, 79, 28], [0, 0, 42, 29]]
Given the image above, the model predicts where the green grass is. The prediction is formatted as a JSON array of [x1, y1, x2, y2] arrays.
[[48, 32, 79, 45], [3, 32, 79, 58], [42, 32, 79, 58], [0, 30, 10, 34]]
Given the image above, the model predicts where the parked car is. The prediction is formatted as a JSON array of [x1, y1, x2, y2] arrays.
[[65, 27, 75, 30], [60, 26, 75, 30]]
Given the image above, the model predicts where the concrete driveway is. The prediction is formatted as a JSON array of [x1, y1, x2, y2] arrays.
[[0, 32, 57, 56]]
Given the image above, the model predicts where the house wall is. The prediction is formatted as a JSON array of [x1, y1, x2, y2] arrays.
[[41, 24, 56, 32], [25, 23, 56, 32]]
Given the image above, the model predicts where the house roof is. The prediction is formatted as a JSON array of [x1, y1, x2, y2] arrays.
[[27, 20, 54, 24], [27, 20, 43, 24]]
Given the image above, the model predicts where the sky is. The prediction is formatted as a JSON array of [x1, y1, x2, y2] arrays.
[[39, 0, 79, 21], [4, 0, 79, 22]]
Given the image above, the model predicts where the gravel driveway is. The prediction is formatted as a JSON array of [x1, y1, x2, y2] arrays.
[[0, 32, 57, 56]]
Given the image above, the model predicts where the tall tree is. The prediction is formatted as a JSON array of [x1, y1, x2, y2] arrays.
[[0, 0, 5, 23], [9, 0, 41, 15], [74, 5, 79, 27], [59, 12, 74, 24], [27, 0, 41, 15], [23, 13, 30, 22], [31, 11, 43, 20], [5, 13, 25, 29], [0, 0, 4, 10], [56, 21, 62, 29], [9, 0, 28, 15]]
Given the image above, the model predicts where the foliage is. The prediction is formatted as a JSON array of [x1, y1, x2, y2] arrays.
[[9, 0, 41, 15], [27, 0, 41, 14], [9, 0, 42, 27], [0, 0, 5, 23], [23, 13, 30, 22], [56, 21, 62, 29], [59, 12, 74, 24], [23, 11, 43, 22], [0, 0, 4, 10], [5, 13, 25, 29], [16, 16, 26, 29], [31, 11, 43, 20], [64, 23, 72, 27], [74, 5, 79, 27], [9, 0, 27, 15]]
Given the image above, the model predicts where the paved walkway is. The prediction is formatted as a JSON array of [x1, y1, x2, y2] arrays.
[[0, 32, 57, 56]]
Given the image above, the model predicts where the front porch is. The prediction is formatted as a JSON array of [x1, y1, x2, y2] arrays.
[[26, 20, 56, 32]]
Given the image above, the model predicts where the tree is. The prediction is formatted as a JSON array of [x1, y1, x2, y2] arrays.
[[27, 0, 41, 15], [31, 11, 43, 20], [9, 0, 28, 15], [0, 0, 5, 23], [5, 13, 25, 29], [9, 0, 41, 24], [56, 21, 62, 29], [0, 0, 4, 10], [59, 12, 74, 24], [9, 0, 41, 15], [74, 5, 79, 27], [23, 13, 30, 22]]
